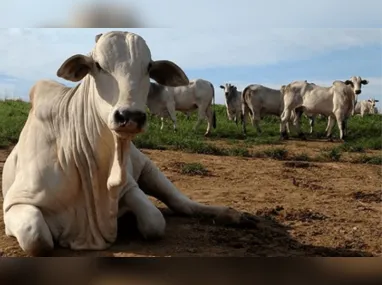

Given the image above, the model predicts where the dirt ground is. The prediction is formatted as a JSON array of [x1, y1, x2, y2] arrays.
[[0, 141, 381, 257]]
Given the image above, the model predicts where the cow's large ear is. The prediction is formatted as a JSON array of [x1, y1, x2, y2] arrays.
[[280, 85, 286, 93], [57, 54, 94, 82], [344, 80, 354, 87], [149, 60, 189, 87], [361, 79, 369, 85], [220, 85, 225, 89]]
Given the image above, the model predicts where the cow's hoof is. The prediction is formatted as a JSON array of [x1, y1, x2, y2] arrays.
[[280, 132, 289, 140], [213, 208, 258, 229], [24, 238, 54, 257], [298, 133, 307, 140]]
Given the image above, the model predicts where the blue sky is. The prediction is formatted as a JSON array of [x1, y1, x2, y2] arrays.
[[0, 27, 381, 108]]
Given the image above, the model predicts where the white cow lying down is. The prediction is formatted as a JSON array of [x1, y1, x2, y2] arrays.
[[1, 31, 256, 256]]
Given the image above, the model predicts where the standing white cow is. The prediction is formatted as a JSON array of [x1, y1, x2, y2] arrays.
[[280, 80, 356, 140], [1, 31, 256, 256], [306, 76, 369, 134], [220, 83, 242, 126], [240, 84, 294, 136], [146, 79, 216, 136], [354, 98, 379, 117]]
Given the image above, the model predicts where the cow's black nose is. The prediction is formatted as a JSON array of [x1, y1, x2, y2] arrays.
[[114, 109, 147, 128], [355, 90, 361, 94]]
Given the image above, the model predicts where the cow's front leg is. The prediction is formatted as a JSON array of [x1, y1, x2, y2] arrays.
[[4, 203, 54, 256], [137, 159, 257, 227], [119, 176, 166, 240]]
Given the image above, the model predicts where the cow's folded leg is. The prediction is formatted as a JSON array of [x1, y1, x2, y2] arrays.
[[137, 160, 258, 228], [121, 185, 166, 240], [4, 204, 54, 256]]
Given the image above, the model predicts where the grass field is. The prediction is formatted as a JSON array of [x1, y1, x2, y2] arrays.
[[1, 99, 381, 164], [0, 98, 381, 257]]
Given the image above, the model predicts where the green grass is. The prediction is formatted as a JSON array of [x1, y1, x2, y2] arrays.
[[263, 147, 288, 160], [179, 162, 209, 176], [320, 147, 343, 162], [1, 99, 381, 165], [353, 154, 382, 165], [0, 99, 31, 148]]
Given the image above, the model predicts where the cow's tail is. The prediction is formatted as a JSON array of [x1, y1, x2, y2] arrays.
[[210, 82, 217, 129], [240, 85, 252, 124]]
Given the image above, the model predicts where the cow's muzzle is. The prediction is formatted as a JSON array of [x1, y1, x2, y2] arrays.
[[112, 108, 147, 135]]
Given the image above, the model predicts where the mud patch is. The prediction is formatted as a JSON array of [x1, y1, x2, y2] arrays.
[[283, 161, 316, 169], [256, 206, 328, 222], [291, 177, 325, 191], [351, 190, 381, 203], [284, 208, 328, 222]]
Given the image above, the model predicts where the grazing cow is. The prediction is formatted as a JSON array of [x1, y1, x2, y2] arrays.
[[280, 80, 356, 140], [147, 79, 216, 136], [146, 82, 195, 131], [1, 31, 255, 256], [220, 83, 242, 126], [354, 98, 379, 117], [306, 76, 369, 134], [240, 84, 294, 136]]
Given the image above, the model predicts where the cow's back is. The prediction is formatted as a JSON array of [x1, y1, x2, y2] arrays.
[[192, 79, 213, 100], [301, 85, 334, 115], [244, 84, 282, 115], [172, 79, 212, 110]]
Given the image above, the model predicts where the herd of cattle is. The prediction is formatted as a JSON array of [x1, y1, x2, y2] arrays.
[[147, 76, 378, 140], [1, 30, 380, 257]]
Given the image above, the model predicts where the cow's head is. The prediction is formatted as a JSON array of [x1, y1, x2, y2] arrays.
[[56, 31, 189, 138], [344, 76, 369, 95], [368, 98, 379, 114], [220, 83, 239, 120]]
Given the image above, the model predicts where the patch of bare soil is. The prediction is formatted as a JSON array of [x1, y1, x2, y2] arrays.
[[351, 190, 382, 203], [0, 142, 381, 257]]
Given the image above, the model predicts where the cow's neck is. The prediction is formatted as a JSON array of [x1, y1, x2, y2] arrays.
[[62, 76, 130, 247]]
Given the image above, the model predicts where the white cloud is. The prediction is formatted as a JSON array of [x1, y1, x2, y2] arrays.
[[0, 28, 380, 82], [0, 28, 381, 108]]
